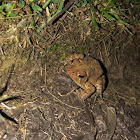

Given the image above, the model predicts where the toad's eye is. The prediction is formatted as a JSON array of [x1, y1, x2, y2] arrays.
[[78, 75, 85, 78]]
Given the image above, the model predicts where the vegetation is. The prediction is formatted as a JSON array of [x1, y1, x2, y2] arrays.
[[0, 0, 133, 42]]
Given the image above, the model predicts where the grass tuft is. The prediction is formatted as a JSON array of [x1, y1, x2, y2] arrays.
[[0, 0, 137, 53]]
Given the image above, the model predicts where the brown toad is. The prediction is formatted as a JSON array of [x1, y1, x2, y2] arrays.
[[66, 54, 105, 101]]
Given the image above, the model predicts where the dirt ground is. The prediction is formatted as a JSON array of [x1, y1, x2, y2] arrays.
[[0, 2, 140, 140]]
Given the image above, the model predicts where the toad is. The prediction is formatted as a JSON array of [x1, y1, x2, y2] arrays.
[[65, 54, 105, 101]]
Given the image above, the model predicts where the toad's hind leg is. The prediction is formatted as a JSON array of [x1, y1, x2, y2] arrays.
[[91, 75, 105, 102]]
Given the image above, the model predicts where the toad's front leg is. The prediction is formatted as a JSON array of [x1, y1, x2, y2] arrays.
[[74, 82, 96, 100]]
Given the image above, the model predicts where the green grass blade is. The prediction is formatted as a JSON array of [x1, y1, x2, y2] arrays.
[[56, 0, 64, 13], [47, 0, 65, 23], [89, 1, 97, 13], [87, 9, 99, 30], [86, 2, 99, 29], [113, 13, 128, 25], [42, 0, 51, 9], [92, 16, 99, 30], [8, 13, 21, 19], [37, 22, 46, 32], [18, 0, 25, 7], [110, 9, 128, 25], [125, 28, 133, 35], [98, 4, 114, 21], [31, 3, 42, 13], [106, 0, 115, 9], [6, 2, 16, 17], [82, 0, 87, 6], [33, 31, 46, 41]]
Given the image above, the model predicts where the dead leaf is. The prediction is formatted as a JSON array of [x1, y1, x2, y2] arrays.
[[106, 106, 116, 140]]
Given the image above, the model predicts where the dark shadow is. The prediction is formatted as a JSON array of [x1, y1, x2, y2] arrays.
[[98, 59, 109, 91], [0, 82, 8, 96], [1, 95, 22, 102], [0, 64, 15, 96], [0, 64, 19, 124], [0, 109, 18, 124]]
